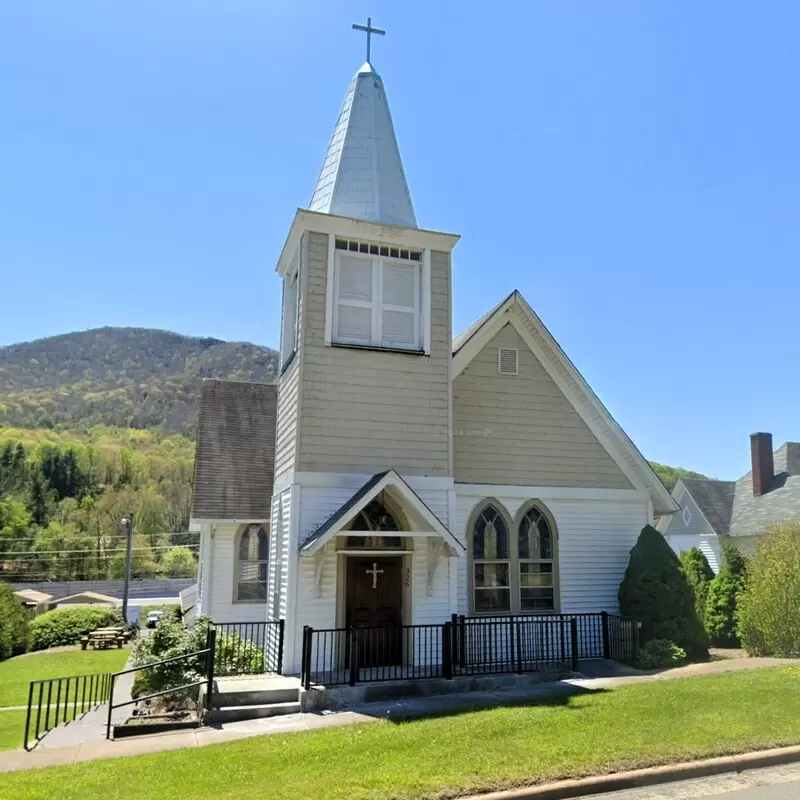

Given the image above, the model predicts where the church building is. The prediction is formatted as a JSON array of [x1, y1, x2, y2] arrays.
[[190, 25, 677, 678]]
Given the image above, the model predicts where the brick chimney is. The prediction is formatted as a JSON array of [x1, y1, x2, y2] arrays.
[[750, 432, 774, 497]]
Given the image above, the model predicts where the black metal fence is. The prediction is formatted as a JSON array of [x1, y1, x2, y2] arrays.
[[212, 620, 284, 675], [301, 612, 638, 689], [24, 672, 112, 750]]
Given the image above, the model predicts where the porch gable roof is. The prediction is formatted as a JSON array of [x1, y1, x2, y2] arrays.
[[298, 470, 465, 556]]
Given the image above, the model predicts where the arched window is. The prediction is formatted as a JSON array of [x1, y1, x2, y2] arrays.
[[345, 500, 404, 549], [470, 503, 511, 613], [468, 500, 559, 614], [235, 524, 268, 602], [518, 506, 556, 612]]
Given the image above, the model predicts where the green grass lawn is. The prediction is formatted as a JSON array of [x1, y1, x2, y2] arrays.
[[0, 648, 130, 708], [0, 711, 28, 752], [6, 667, 800, 800]]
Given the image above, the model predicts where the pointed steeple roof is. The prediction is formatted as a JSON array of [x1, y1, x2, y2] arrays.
[[309, 61, 417, 229]]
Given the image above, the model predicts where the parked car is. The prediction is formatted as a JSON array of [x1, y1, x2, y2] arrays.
[[146, 610, 164, 629]]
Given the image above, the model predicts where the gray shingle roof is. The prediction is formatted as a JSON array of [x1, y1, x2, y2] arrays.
[[191, 379, 276, 520], [680, 442, 800, 539], [299, 471, 390, 553], [729, 442, 800, 538], [681, 478, 736, 535]]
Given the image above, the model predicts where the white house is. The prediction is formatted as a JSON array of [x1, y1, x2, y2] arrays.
[[659, 432, 800, 571], [189, 49, 678, 677]]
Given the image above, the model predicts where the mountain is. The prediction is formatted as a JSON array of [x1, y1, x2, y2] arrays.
[[0, 327, 279, 432]]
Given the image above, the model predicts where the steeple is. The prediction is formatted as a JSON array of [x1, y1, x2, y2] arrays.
[[309, 21, 417, 229]]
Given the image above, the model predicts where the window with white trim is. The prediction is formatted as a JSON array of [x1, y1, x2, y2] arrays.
[[280, 263, 299, 366], [332, 244, 423, 351], [235, 524, 269, 602]]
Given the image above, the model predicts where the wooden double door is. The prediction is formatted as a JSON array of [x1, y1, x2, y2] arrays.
[[345, 556, 403, 668]]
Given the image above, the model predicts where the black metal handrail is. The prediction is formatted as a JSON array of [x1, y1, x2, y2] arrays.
[[213, 620, 284, 675], [24, 671, 112, 750], [105, 626, 217, 740]]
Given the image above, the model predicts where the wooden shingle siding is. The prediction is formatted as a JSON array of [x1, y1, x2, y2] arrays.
[[296, 232, 451, 476], [453, 325, 632, 489]]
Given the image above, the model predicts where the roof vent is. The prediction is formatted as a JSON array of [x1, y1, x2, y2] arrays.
[[498, 348, 518, 375]]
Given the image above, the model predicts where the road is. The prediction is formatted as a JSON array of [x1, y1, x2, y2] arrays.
[[574, 763, 800, 799]]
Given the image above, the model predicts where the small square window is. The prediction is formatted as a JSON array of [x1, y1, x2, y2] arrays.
[[682, 506, 692, 526]]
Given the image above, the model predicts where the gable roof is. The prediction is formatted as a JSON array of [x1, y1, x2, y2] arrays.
[[54, 591, 119, 605], [729, 442, 800, 538], [13, 589, 53, 603], [679, 478, 736, 535], [672, 443, 800, 539], [299, 470, 465, 556], [452, 290, 678, 515], [191, 379, 277, 521]]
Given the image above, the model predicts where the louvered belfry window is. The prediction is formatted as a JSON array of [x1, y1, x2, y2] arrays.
[[333, 246, 421, 351]]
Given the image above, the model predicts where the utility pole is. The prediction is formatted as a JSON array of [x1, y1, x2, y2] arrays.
[[121, 514, 134, 624]]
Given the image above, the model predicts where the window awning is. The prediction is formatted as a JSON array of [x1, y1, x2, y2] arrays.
[[298, 470, 465, 557]]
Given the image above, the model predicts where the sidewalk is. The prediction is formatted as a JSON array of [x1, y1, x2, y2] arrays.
[[2, 656, 800, 774]]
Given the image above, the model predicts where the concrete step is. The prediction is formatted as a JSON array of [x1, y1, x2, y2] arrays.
[[205, 701, 302, 723], [210, 687, 299, 708]]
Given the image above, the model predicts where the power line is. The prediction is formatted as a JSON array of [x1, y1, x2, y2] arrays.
[[0, 544, 200, 557]]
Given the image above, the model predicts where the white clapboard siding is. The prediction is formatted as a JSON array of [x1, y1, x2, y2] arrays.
[[455, 489, 649, 616], [664, 534, 721, 573], [209, 524, 268, 624], [288, 480, 453, 671]]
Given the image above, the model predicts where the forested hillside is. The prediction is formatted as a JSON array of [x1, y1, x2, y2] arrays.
[[0, 327, 279, 432], [0, 427, 196, 582], [650, 462, 710, 492], [0, 326, 708, 584]]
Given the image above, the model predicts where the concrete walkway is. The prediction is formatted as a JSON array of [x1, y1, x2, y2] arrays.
[[2, 655, 800, 774]]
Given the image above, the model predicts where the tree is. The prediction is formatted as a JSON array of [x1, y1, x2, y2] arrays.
[[0, 496, 32, 554], [619, 525, 709, 660], [160, 546, 198, 578], [705, 542, 748, 647], [0, 580, 28, 661], [738, 523, 800, 655], [26, 468, 52, 526], [108, 534, 157, 579], [680, 547, 715, 627]]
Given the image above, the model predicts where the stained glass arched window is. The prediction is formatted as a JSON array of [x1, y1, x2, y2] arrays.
[[236, 525, 268, 601], [470, 504, 511, 613], [518, 506, 555, 612]]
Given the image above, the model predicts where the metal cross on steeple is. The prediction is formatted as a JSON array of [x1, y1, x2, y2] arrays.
[[352, 17, 385, 64]]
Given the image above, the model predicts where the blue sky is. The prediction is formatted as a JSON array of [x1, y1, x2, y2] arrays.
[[1, 2, 799, 480]]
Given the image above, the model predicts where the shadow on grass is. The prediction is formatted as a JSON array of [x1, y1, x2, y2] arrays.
[[349, 681, 610, 725]]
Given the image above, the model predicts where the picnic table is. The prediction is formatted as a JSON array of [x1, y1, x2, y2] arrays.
[[80, 627, 129, 650]]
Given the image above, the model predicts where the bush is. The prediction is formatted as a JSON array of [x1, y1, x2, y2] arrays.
[[619, 525, 709, 660], [705, 543, 748, 647], [680, 547, 714, 627], [739, 522, 800, 656], [0, 581, 29, 660], [215, 631, 265, 677], [29, 606, 122, 651], [636, 639, 687, 670], [130, 616, 209, 708]]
